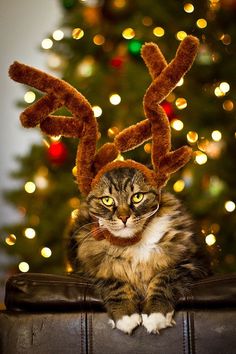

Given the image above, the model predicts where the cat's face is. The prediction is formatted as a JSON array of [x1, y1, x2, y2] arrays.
[[87, 167, 160, 239]]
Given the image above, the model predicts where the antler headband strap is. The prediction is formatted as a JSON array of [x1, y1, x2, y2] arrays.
[[9, 35, 199, 195]]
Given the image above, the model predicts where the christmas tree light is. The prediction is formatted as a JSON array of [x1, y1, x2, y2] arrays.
[[24, 228, 36, 239], [19, 262, 30, 273], [52, 29, 64, 41], [171, 119, 184, 131], [41, 38, 53, 49], [24, 91, 36, 103]]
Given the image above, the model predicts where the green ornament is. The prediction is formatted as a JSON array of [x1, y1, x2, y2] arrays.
[[62, 0, 77, 9], [128, 39, 142, 56], [209, 176, 225, 197], [197, 44, 212, 65]]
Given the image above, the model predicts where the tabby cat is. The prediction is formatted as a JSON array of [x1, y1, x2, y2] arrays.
[[68, 166, 210, 334]]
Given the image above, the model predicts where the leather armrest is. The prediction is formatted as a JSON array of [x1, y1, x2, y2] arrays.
[[5, 273, 105, 312], [5, 272, 236, 312], [177, 273, 236, 308]]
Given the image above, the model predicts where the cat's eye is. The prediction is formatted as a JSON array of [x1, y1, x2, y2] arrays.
[[131, 193, 144, 204], [101, 196, 114, 206]]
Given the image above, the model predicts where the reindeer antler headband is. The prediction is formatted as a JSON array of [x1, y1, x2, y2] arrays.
[[9, 35, 199, 195]]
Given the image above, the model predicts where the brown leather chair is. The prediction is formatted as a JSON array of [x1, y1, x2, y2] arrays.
[[0, 272, 236, 354]]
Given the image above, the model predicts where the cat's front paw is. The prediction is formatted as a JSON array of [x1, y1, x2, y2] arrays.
[[109, 313, 141, 334], [142, 311, 175, 334]]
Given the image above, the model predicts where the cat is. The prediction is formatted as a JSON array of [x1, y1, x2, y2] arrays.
[[68, 166, 210, 334]]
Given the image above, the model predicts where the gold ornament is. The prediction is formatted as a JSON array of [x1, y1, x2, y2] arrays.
[[122, 28, 135, 39], [93, 34, 105, 45], [108, 126, 120, 139], [144, 143, 152, 154], [72, 28, 84, 40], [223, 100, 234, 111], [175, 97, 187, 110], [176, 31, 187, 41], [197, 137, 210, 152], [184, 3, 194, 13], [5, 234, 16, 246], [187, 131, 198, 143]]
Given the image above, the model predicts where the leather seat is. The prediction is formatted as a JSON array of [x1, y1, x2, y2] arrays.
[[0, 272, 236, 354]]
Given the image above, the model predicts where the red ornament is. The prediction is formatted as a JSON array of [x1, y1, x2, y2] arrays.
[[47, 141, 68, 164], [110, 56, 125, 69], [160, 101, 175, 120]]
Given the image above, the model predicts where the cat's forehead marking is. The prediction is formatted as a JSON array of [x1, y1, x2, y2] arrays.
[[102, 168, 143, 195]]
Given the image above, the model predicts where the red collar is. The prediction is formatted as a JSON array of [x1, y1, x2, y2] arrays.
[[92, 224, 142, 247]]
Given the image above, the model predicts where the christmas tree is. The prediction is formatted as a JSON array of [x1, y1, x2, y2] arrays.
[[1, 0, 236, 275]]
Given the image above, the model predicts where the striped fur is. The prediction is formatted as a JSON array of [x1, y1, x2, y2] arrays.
[[68, 167, 210, 333]]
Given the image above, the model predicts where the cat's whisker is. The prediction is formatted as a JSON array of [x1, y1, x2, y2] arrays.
[[80, 228, 102, 240], [72, 225, 103, 242], [134, 208, 159, 224], [73, 221, 98, 233], [67, 241, 79, 253]]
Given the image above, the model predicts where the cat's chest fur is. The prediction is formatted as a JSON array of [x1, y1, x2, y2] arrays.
[[77, 192, 193, 291], [91, 214, 174, 289], [127, 214, 171, 264]]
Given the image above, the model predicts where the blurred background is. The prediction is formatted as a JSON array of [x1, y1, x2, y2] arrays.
[[0, 0, 61, 302], [1, 0, 236, 302]]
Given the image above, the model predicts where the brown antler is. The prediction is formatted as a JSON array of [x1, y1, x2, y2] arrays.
[[9, 35, 199, 195], [113, 36, 198, 150], [9, 62, 98, 195], [92, 39, 169, 173], [108, 35, 198, 187], [96, 36, 198, 165], [143, 36, 198, 186]]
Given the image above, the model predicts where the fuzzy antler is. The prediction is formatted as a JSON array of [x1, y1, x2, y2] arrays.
[[9, 35, 199, 195], [96, 36, 198, 162], [9, 62, 98, 195], [110, 35, 199, 187], [143, 35, 199, 186]]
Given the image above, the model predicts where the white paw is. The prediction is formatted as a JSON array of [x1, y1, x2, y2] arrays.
[[108, 319, 116, 329], [142, 311, 175, 334], [109, 313, 141, 334]]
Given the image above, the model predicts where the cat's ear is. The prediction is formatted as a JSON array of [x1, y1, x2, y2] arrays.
[[9, 61, 99, 195]]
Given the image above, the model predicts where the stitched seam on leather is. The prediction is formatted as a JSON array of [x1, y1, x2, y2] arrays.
[[88, 313, 93, 354], [84, 284, 88, 354], [192, 313, 196, 354], [81, 312, 86, 354], [85, 312, 88, 354], [182, 312, 188, 354], [188, 312, 196, 354]]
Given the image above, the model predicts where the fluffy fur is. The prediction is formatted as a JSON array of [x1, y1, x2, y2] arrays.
[[68, 167, 210, 334]]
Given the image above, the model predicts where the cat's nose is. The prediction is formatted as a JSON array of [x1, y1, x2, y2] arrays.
[[117, 206, 130, 224], [118, 214, 130, 224]]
